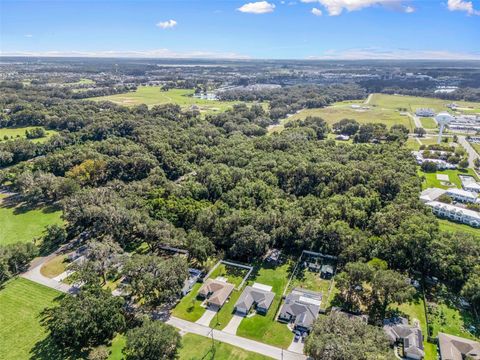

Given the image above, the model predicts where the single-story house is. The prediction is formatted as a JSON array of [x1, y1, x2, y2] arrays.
[[438, 332, 480, 360], [383, 317, 425, 360], [305, 261, 321, 273], [278, 288, 322, 332], [181, 268, 203, 296], [320, 264, 334, 279], [197, 278, 234, 309], [265, 248, 282, 264], [234, 283, 275, 315]]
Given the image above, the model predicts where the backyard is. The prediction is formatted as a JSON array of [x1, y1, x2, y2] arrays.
[[0, 193, 63, 245]]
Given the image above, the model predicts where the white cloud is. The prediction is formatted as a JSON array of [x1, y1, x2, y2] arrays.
[[307, 48, 480, 60], [24, 34, 33, 38], [0, 49, 250, 59], [237, 1, 275, 14], [302, 0, 411, 16], [156, 19, 177, 29], [311, 7, 323, 15], [404, 5, 415, 13], [447, 0, 480, 15]]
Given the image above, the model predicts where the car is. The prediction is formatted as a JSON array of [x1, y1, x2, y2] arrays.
[[294, 331, 301, 342]]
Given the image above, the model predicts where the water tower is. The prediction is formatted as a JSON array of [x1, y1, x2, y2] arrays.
[[435, 112, 453, 144]]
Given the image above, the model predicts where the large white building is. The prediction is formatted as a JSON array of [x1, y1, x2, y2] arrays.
[[459, 175, 480, 193], [426, 201, 480, 228], [445, 188, 478, 203]]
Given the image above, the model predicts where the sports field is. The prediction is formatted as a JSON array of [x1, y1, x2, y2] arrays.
[[88, 86, 246, 112], [0, 278, 63, 360], [0, 193, 63, 245], [0, 126, 57, 144]]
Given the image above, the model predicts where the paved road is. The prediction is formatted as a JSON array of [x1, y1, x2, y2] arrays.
[[407, 112, 423, 129], [364, 93, 373, 105], [167, 316, 306, 360], [458, 136, 480, 171]]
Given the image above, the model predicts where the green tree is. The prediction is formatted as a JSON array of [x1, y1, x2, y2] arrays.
[[44, 287, 125, 349], [304, 312, 392, 360], [124, 319, 181, 360], [185, 230, 214, 264]]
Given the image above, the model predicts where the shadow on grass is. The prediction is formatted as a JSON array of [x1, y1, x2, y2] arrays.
[[30, 336, 87, 360]]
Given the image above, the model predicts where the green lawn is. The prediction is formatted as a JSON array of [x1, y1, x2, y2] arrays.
[[418, 168, 478, 190], [171, 283, 206, 322], [471, 142, 480, 155], [438, 219, 480, 237], [427, 301, 479, 340], [210, 289, 242, 329], [236, 262, 294, 348], [0, 278, 63, 360], [108, 333, 272, 360], [286, 104, 414, 131], [88, 86, 246, 113], [0, 126, 57, 143], [288, 265, 332, 307], [208, 263, 249, 288], [0, 194, 63, 245], [369, 93, 480, 114], [390, 292, 437, 360], [420, 117, 437, 129]]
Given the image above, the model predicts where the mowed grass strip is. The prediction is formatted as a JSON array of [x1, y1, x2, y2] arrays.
[[0, 278, 62, 360], [108, 333, 273, 360], [0, 126, 57, 144], [0, 194, 63, 245], [88, 86, 242, 113]]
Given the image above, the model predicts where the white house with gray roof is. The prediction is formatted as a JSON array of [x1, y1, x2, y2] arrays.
[[383, 317, 425, 360]]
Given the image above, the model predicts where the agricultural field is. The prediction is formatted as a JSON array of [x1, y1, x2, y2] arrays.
[[235, 261, 294, 348], [0, 193, 63, 245], [0, 278, 63, 360], [0, 126, 57, 143], [88, 86, 249, 112], [369, 93, 480, 114]]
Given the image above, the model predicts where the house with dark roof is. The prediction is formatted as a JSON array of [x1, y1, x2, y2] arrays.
[[320, 264, 334, 279], [278, 288, 322, 332], [197, 278, 234, 309], [234, 283, 275, 315], [438, 332, 480, 360], [383, 317, 425, 360]]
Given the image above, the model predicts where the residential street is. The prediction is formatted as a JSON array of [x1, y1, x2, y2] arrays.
[[458, 135, 480, 172], [167, 316, 306, 360]]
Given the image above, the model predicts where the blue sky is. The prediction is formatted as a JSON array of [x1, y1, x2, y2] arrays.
[[1, 0, 479, 59]]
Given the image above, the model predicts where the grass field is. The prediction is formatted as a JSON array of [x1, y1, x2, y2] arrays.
[[88, 86, 246, 112], [171, 283, 206, 322], [420, 117, 438, 129], [0, 126, 57, 144], [427, 300, 479, 340], [285, 104, 414, 131], [0, 278, 63, 360], [235, 262, 294, 348], [369, 93, 480, 114], [471, 142, 480, 155], [0, 194, 63, 245]]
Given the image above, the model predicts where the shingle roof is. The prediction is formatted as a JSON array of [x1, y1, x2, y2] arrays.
[[198, 279, 234, 307], [279, 288, 321, 330], [438, 332, 480, 360], [235, 285, 275, 312]]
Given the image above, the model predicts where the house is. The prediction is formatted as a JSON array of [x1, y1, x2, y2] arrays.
[[306, 261, 321, 273], [459, 175, 480, 193], [438, 332, 480, 360], [383, 317, 425, 360], [415, 108, 435, 117], [320, 264, 334, 279], [265, 248, 282, 264], [426, 201, 480, 227], [445, 188, 478, 204], [278, 288, 322, 332], [181, 268, 202, 297], [234, 283, 275, 315], [197, 278, 234, 309]]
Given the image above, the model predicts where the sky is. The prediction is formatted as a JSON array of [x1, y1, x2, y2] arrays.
[[1, 0, 479, 60]]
